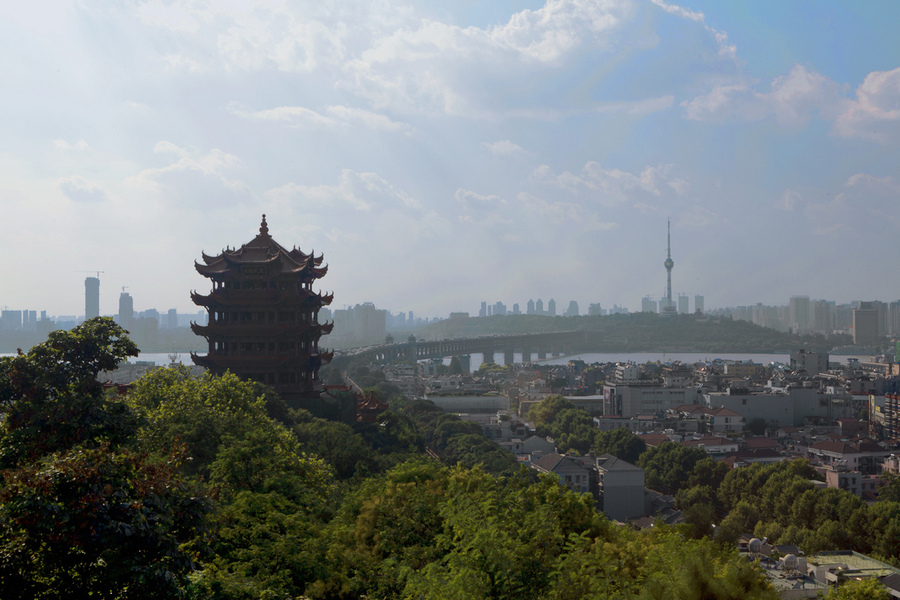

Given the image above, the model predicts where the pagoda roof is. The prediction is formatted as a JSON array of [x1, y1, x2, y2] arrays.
[[195, 215, 328, 279], [191, 349, 333, 370], [191, 289, 334, 308], [191, 322, 333, 340]]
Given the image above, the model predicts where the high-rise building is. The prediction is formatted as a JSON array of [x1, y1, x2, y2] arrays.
[[535, 299, 544, 315], [85, 276, 100, 319], [677, 294, 689, 314], [641, 296, 657, 313], [191, 215, 334, 403], [527, 299, 535, 315], [853, 302, 879, 345], [694, 295, 704, 314], [811, 299, 834, 335], [789, 296, 810, 333], [565, 300, 579, 317], [889, 301, 900, 337], [0, 310, 22, 331], [547, 299, 556, 317], [118, 291, 134, 325]]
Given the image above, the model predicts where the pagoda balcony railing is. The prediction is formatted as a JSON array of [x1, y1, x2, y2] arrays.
[[192, 322, 332, 339], [191, 351, 331, 369]]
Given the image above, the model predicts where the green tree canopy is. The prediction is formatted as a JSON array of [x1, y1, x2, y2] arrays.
[[637, 442, 709, 495], [0, 317, 140, 467], [592, 428, 647, 464], [528, 395, 575, 428], [0, 445, 211, 600]]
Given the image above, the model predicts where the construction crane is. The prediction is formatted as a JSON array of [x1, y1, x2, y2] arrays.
[[78, 270, 105, 279]]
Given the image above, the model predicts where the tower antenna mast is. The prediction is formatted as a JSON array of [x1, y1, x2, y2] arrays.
[[663, 219, 675, 315]]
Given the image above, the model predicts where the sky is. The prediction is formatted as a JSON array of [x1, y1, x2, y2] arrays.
[[1, 0, 899, 319]]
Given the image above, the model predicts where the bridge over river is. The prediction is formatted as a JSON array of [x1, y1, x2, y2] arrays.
[[336, 330, 585, 365]]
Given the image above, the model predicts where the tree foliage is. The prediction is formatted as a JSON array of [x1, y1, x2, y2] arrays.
[[0, 319, 208, 599], [824, 578, 891, 600], [0, 318, 140, 468], [0, 320, 818, 599], [637, 442, 709, 495], [593, 428, 647, 464], [0, 445, 211, 600]]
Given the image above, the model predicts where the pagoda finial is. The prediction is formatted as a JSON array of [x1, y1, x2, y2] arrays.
[[260, 214, 269, 236]]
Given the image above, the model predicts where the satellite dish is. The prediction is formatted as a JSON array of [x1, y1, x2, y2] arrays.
[[783, 554, 799, 571], [749, 538, 762, 553]]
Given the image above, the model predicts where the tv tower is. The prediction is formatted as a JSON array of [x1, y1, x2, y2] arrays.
[[662, 218, 675, 315]]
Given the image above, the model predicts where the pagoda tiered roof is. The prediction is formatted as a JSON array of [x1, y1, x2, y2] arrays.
[[190, 289, 334, 308], [191, 214, 334, 403], [191, 321, 334, 339], [191, 349, 334, 371], [195, 215, 328, 280]]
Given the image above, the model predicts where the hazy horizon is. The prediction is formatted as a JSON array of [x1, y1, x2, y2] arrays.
[[2, 1, 898, 318]]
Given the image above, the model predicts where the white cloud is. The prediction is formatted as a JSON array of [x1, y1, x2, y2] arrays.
[[535, 162, 688, 206], [127, 144, 251, 206], [682, 64, 840, 126], [232, 104, 337, 127], [833, 67, 900, 142], [481, 140, 530, 157], [778, 189, 803, 212], [230, 103, 413, 134], [682, 63, 900, 141], [138, 0, 349, 73], [455, 188, 508, 210], [345, 0, 651, 117], [58, 176, 108, 203], [593, 96, 675, 115], [516, 191, 583, 224], [797, 174, 899, 236], [53, 139, 92, 152], [489, 0, 632, 64], [651, 0, 735, 58], [324, 105, 414, 134], [136, 0, 202, 34], [268, 169, 420, 213]]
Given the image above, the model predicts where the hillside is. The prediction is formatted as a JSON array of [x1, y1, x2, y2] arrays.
[[414, 312, 850, 354]]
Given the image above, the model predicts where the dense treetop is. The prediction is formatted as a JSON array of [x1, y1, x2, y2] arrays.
[[0, 319, 867, 599]]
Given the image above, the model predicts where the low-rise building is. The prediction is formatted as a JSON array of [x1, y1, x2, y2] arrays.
[[595, 454, 645, 522], [807, 438, 892, 474], [531, 454, 595, 495]]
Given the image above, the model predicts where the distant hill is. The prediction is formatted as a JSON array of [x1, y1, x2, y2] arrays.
[[413, 313, 850, 354]]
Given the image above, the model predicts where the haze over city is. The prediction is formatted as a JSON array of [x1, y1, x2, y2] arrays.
[[2, 1, 898, 319]]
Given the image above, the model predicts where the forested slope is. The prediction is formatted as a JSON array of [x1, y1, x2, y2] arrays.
[[0, 319, 796, 599], [416, 312, 848, 353]]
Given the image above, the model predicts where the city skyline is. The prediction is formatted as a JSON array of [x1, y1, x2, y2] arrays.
[[1, 1, 898, 317], [3, 278, 898, 325]]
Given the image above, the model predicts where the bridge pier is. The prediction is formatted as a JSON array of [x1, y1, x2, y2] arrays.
[[336, 330, 582, 368]]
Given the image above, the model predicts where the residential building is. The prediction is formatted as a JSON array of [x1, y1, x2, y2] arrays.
[[595, 454, 645, 521], [531, 454, 594, 495]]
